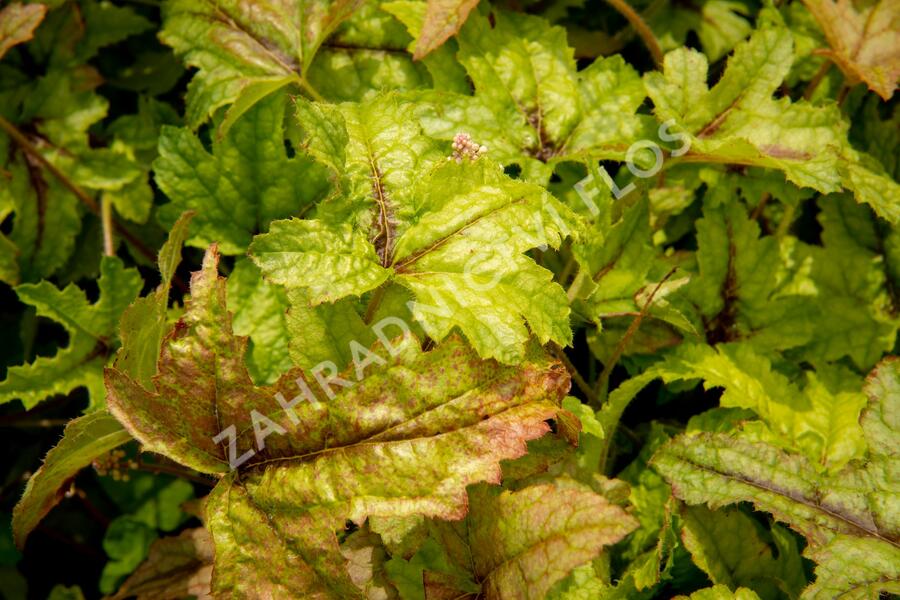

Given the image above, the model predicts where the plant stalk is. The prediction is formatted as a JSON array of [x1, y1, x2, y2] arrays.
[[101, 196, 115, 257], [603, 0, 664, 68], [297, 76, 325, 103], [363, 284, 388, 324], [0, 114, 159, 265], [803, 60, 832, 100], [595, 268, 676, 402], [549, 343, 598, 405]]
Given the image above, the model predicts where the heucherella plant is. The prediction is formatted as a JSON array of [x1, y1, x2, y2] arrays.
[[1, 0, 899, 598]]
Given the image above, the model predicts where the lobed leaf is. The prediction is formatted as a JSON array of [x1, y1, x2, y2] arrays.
[[645, 27, 900, 222], [225, 258, 292, 384], [653, 357, 900, 597], [654, 427, 897, 540], [251, 95, 573, 363], [799, 196, 900, 370], [648, 0, 752, 62], [0, 257, 142, 410], [412, 9, 651, 183], [105, 246, 572, 596], [801, 535, 900, 599], [680, 505, 806, 598], [154, 91, 329, 254], [656, 343, 868, 471], [159, 0, 362, 127], [115, 211, 194, 387], [676, 200, 815, 351]]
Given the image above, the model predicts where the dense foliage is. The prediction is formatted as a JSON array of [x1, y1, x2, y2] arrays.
[[0, 0, 898, 598]]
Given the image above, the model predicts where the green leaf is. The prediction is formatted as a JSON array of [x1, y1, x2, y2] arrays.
[[46, 585, 85, 600], [75, 0, 153, 63], [655, 343, 868, 471], [0, 4, 156, 280], [653, 357, 900, 597], [284, 292, 376, 372], [159, 0, 363, 127], [801, 535, 900, 599], [799, 195, 900, 370], [385, 537, 466, 600], [618, 423, 676, 565], [104, 96, 181, 225], [0, 2, 46, 61], [571, 196, 656, 311], [305, 3, 433, 101], [680, 505, 807, 598], [100, 477, 195, 594], [0, 134, 82, 285], [252, 95, 573, 363], [216, 76, 296, 140], [413, 9, 651, 183], [249, 219, 391, 303], [653, 430, 894, 544], [292, 94, 445, 232], [648, 0, 752, 62], [569, 196, 691, 341], [155, 91, 328, 254], [0, 256, 142, 410], [106, 246, 571, 596], [676, 200, 814, 351], [545, 563, 609, 600], [226, 258, 292, 384], [644, 27, 900, 222], [11, 411, 132, 549], [115, 211, 194, 387], [100, 518, 158, 595]]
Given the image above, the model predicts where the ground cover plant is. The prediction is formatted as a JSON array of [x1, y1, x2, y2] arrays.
[[0, 0, 898, 598]]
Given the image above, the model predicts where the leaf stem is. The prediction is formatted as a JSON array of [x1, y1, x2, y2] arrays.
[[363, 284, 387, 324], [603, 0, 664, 68], [101, 196, 115, 257], [0, 115, 99, 214], [595, 267, 676, 401], [775, 203, 796, 239], [297, 76, 325, 103], [836, 81, 851, 107], [136, 455, 215, 487], [0, 114, 159, 265], [803, 60, 832, 100], [750, 192, 770, 222], [549, 343, 598, 405]]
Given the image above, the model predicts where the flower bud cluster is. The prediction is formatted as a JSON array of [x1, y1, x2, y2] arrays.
[[93, 448, 138, 481], [450, 133, 487, 163]]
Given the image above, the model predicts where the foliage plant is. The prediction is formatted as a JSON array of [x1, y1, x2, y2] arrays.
[[0, 0, 898, 598]]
